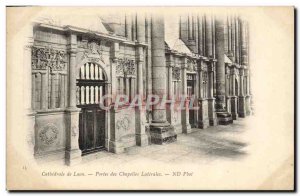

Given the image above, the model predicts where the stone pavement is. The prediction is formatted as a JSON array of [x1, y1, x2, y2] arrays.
[[80, 118, 250, 167]]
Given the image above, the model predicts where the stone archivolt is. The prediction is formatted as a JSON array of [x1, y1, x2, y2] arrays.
[[31, 46, 67, 71]]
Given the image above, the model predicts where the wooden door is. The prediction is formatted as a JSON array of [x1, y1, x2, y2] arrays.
[[76, 62, 106, 155]]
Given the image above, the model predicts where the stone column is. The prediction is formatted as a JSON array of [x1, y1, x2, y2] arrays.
[[197, 60, 209, 129], [241, 19, 251, 116], [197, 16, 203, 56], [119, 77, 124, 95], [167, 55, 173, 99], [244, 68, 251, 116], [150, 15, 176, 144], [108, 42, 123, 153], [214, 17, 233, 125], [135, 14, 148, 146], [50, 72, 56, 109], [111, 42, 119, 103], [130, 77, 135, 101], [31, 73, 36, 110], [181, 57, 191, 133], [228, 16, 232, 55], [215, 18, 227, 112], [166, 54, 174, 126], [238, 68, 246, 118], [224, 18, 229, 54], [65, 33, 81, 166], [205, 15, 213, 58], [24, 23, 36, 158], [230, 68, 238, 120], [132, 14, 137, 41], [146, 15, 152, 98], [194, 60, 199, 127], [207, 63, 218, 126], [125, 78, 130, 96], [225, 66, 231, 114], [125, 14, 132, 41], [235, 18, 240, 64], [232, 16, 236, 62], [59, 73, 65, 108], [40, 72, 48, 110]]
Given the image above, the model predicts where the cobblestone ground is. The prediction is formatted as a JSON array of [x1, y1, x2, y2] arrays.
[[80, 118, 251, 167]]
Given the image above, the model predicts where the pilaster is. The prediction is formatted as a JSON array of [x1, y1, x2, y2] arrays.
[[135, 15, 149, 147], [197, 60, 210, 129], [238, 68, 246, 118], [230, 67, 238, 120], [207, 62, 218, 126], [65, 33, 82, 166], [181, 57, 192, 133]]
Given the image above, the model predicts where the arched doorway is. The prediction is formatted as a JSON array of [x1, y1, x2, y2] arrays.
[[76, 62, 107, 155]]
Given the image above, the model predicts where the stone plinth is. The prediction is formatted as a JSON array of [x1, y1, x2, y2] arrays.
[[198, 99, 210, 129], [135, 106, 149, 146], [149, 123, 177, 144], [181, 99, 192, 133], [245, 95, 252, 116], [216, 112, 233, 125], [238, 96, 247, 118], [65, 108, 82, 166], [109, 140, 125, 154], [207, 98, 218, 126], [226, 96, 232, 114], [230, 96, 238, 120]]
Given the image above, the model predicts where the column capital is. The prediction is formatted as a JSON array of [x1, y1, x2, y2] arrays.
[[111, 42, 120, 59], [67, 33, 77, 53], [68, 49, 77, 55], [111, 57, 119, 64]]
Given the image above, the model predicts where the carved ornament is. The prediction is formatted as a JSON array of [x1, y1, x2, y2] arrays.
[[116, 58, 136, 76], [31, 46, 67, 71], [39, 124, 59, 145]]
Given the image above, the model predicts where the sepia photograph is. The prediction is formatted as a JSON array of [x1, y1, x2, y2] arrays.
[[6, 6, 294, 191]]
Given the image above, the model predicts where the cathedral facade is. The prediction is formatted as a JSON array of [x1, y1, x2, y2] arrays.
[[24, 13, 252, 165]]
